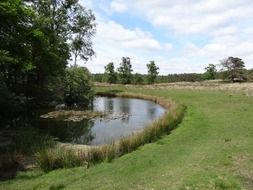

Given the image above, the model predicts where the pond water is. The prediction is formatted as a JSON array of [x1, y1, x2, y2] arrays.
[[88, 97, 166, 145], [6, 97, 166, 145]]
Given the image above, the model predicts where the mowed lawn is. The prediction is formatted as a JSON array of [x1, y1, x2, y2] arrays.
[[1, 86, 253, 190]]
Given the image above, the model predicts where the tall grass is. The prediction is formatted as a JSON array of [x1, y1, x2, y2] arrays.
[[36, 92, 186, 172], [35, 147, 88, 172]]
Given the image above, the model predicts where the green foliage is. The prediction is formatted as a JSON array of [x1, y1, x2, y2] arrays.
[[166, 73, 203, 82], [93, 73, 206, 83], [0, 81, 16, 116], [147, 61, 159, 84], [117, 57, 133, 84], [133, 73, 145, 84], [92, 73, 104, 82], [245, 68, 253, 82], [64, 66, 94, 108], [71, 5, 96, 65], [0, 0, 96, 109], [220, 57, 246, 82], [203, 64, 217, 80], [104, 62, 117, 83]]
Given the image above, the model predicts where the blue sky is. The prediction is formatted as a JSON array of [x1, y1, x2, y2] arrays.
[[79, 0, 253, 74]]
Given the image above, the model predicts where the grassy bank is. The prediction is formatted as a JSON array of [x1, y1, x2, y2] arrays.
[[35, 91, 185, 172], [1, 85, 253, 189]]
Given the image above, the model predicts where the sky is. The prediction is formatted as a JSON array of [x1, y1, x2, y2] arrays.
[[78, 0, 253, 74]]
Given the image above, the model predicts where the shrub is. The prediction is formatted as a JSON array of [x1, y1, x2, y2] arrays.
[[64, 66, 94, 108]]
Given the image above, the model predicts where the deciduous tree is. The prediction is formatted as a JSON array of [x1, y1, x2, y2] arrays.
[[203, 64, 217, 80], [104, 62, 117, 83], [117, 57, 132, 84], [147, 61, 159, 84], [220, 57, 246, 82]]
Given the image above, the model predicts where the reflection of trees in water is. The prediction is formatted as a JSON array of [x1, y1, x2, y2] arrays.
[[104, 98, 114, 112], [148, 108, 156, 119], [118, 98, 131, 123], [71, 120, 95, 144], [0, 110, 95, 148], [40, 119, 95, 144], [148, 107, 158, 120], [146, 102, 158, 120]]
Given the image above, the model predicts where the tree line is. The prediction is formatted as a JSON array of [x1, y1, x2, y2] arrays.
[[93, 56, 253, 84], [102, 57, 159, 84]]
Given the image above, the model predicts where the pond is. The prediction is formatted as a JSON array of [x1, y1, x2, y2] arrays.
[[88, 97, 166, 145], [6, 97, 166, 146]]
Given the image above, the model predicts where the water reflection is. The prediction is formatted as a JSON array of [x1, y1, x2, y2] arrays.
[[2, 97, 166, 146], [147, 101, 158, 119], [89, 97, 166, 145], [104, 98, 114, 112]]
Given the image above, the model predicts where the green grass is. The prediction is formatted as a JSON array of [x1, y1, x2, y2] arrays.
[[1, 86, 253, 189]]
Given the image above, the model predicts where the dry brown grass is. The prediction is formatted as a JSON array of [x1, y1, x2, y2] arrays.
[[95, 81, 253, 96], [146, 81, 253, 96]]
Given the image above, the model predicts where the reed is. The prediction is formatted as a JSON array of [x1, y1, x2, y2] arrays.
[[35, 147, 87, 172]]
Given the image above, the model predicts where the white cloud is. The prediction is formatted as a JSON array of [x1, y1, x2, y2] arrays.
[[165, 43, 173, 50], [210, 26, 238, 37], [123, 0, 253, 34], [97, 20, 161, 50], [79, 0, 253, 74], [110, 1, 127, 13], [82, 18, 162, 73]]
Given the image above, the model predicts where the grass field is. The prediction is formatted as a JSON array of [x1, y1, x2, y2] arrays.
[[1, 84, 253, 190]]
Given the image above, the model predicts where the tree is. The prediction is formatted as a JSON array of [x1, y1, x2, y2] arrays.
[[147, 61, 159, 84], [30, 0, 95, 86], [64, 66, 94, 108], [246, 69, 253, 82], [220, 57, 246, 82], [0, 0, 96, 108], [104, 62, 117, 83], [71, 5, 96, 66], [203, 64, 217, 80], [0, 0, 34, 89], [117, 57, 133, 84]]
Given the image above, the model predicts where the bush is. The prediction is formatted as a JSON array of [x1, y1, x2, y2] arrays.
[[64, 66, 94, 108]]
